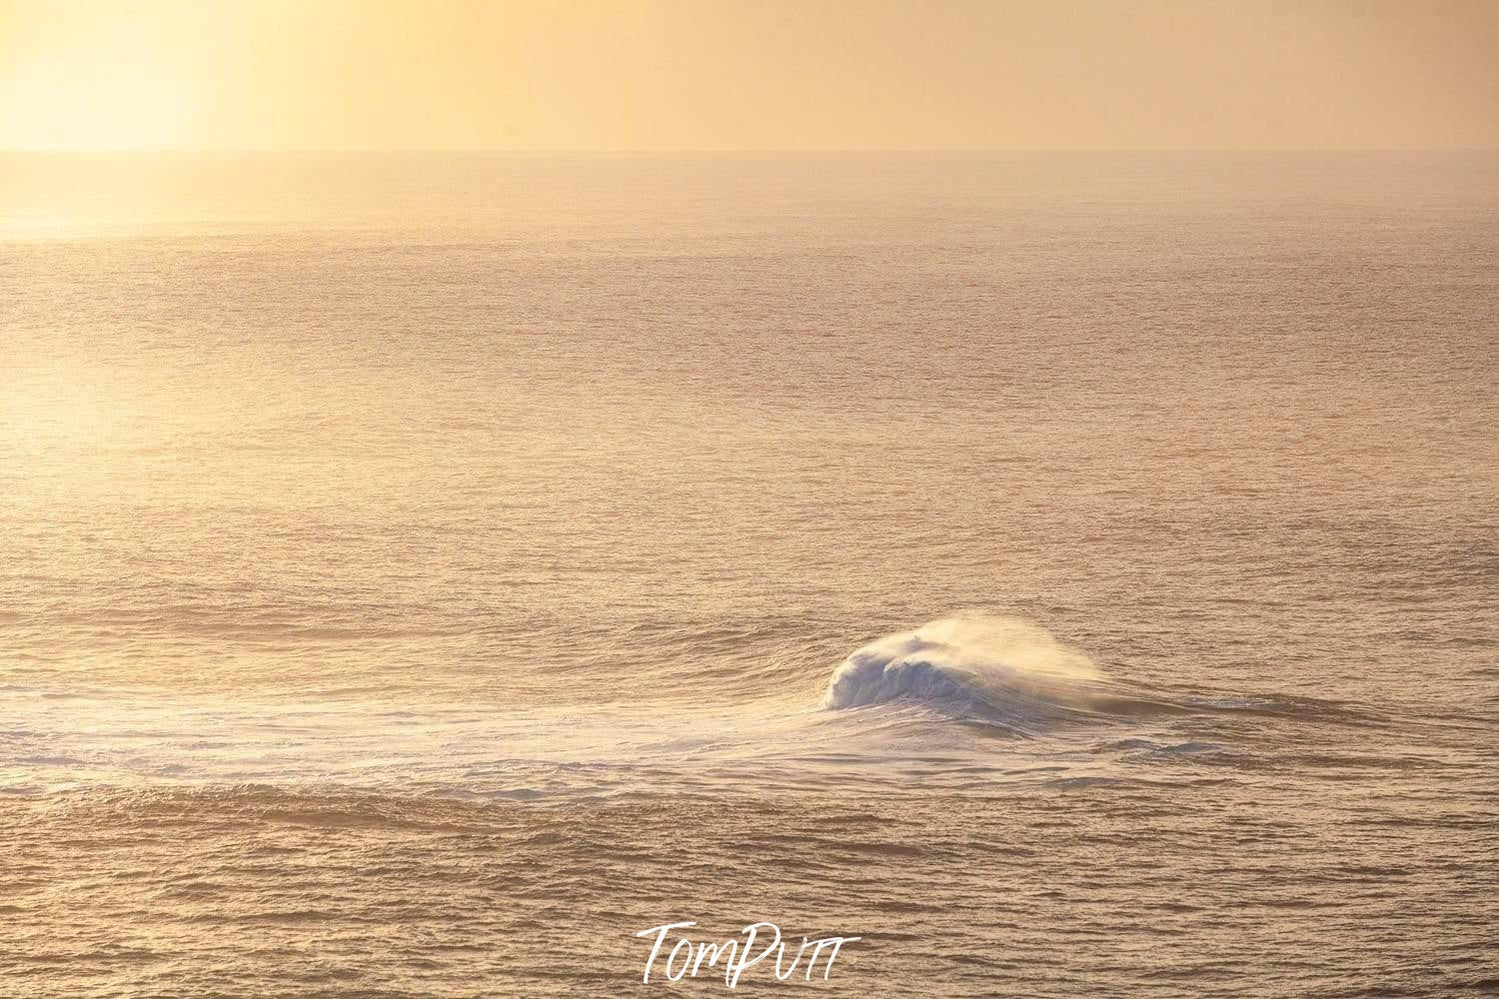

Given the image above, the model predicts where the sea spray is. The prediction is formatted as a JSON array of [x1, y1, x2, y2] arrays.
[[823, 615, 1103, 726]]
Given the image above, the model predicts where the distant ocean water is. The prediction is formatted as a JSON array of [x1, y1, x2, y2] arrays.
[[1, 151, 1495, 997]]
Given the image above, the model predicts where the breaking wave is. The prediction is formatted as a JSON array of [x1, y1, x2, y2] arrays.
[[823, 616, 1119, 730]]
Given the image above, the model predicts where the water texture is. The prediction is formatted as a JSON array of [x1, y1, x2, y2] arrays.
[[1, 152, 1496, 997]]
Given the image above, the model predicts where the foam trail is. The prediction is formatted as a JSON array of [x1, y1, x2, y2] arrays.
[[823, 616, 1106, 729]]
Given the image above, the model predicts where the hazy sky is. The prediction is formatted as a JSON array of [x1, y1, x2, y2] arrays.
[[2, 0, 1496, 150]]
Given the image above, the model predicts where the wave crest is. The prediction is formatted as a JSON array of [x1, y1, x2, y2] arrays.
[[823, 616, 1103, 726]]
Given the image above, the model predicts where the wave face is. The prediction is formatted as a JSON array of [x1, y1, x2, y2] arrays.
[[823, 616, 1104, 727]]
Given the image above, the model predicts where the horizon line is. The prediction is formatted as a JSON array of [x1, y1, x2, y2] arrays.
[[4, 145, 1497, 155]]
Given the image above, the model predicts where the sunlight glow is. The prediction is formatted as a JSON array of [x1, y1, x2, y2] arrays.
[[1, 0, 1496, 151]]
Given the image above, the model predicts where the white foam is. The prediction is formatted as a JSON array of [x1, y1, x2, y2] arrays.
[[823, 615, 1102, 726]]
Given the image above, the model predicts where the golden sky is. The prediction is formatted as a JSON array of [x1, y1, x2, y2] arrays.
[[2, 0, 1496, 150]]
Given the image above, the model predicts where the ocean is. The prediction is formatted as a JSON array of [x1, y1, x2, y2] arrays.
[[1, 151, 1495, 997]]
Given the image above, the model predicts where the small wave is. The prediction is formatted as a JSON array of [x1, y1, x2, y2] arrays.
[[1183, 693, 1386, 727], [823, 616, 1112, 731]]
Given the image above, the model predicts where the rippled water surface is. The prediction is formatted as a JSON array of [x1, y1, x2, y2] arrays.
[[2, 152, 1496, 997]]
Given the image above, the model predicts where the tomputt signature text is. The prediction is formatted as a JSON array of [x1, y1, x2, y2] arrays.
[[636, 920, 861, 988]]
